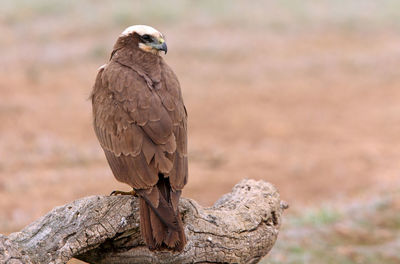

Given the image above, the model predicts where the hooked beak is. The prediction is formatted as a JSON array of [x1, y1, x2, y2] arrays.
[[160, 42, 168, 54], [151, 38, 168, 54]]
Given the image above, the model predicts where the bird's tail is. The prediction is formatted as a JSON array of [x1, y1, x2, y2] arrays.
[[138, 176, 186, 252]]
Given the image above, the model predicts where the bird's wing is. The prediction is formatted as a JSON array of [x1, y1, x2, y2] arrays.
[[158, 60, 188, 191], [92, 61, 180, 192]]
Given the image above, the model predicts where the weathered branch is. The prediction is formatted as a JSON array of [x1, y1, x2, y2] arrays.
[[0, 179, 286, 264]]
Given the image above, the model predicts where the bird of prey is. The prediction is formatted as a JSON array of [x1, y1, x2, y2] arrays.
[[91, 25, 188, 252]]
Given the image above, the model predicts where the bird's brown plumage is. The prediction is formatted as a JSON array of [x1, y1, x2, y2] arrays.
[[91, 27, 187, 251]]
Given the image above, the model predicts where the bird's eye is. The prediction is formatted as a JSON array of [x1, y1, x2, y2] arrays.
[[141, 34, 152, 41]]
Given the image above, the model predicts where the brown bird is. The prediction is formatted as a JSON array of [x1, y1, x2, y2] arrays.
[[91, 25, 188, 252]]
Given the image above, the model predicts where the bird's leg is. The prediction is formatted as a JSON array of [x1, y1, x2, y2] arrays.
[[110, 189, 137, 196]]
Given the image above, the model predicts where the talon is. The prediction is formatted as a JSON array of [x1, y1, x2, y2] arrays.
[[110, 189, 137, 196]]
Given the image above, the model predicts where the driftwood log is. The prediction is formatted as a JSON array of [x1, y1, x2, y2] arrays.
[[0, 179, 287, 264]]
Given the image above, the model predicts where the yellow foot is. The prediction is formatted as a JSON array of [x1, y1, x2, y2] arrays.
[[110, 189, 137, 196]]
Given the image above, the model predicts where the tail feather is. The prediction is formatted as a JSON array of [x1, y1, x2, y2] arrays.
[[139, 198, 156, 249], [165, 210, 185, 248], [138, 175, 186, 252], [150, 208, 165, 245]]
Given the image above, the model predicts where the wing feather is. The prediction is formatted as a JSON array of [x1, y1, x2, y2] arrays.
[[92, 61, 186, 190], [156, 60, 188, 191]]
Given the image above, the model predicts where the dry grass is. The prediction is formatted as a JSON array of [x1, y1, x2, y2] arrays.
[[264, 191, 400, 264]]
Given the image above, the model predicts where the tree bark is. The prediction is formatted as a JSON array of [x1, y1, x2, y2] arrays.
[[0, 179, 287, 264]]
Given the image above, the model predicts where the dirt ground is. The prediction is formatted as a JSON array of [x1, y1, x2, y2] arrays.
[[1, 1, 400, 262]]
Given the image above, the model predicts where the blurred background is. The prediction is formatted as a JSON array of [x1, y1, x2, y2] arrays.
[[1, 0, 400, 263]]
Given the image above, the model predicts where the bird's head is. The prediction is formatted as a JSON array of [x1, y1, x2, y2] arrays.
[[120, 25, 167, 55]]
